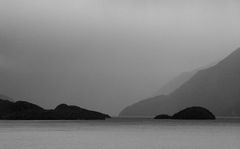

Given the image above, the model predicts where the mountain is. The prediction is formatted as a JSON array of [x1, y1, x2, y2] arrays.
[[156, 62, 218, 96], [0, 98, 110, 120], [120, 48, 240, 117], [156, 71, 197, 95]]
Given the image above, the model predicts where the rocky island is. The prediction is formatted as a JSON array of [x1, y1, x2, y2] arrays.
[[154, 106, 216, 120], [0, 98, 110, 120]]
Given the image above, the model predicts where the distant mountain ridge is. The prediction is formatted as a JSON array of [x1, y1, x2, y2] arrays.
[[156, 71, 197, 95], [156, 62, 218, 96], [120, 48, 240, 117]]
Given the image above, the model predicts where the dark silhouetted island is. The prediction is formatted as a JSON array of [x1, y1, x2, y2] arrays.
[[172, 106, 216, 120], [154, 106, 216, 120], [0, 99, 110, 120], [154, 114, 172, 119]]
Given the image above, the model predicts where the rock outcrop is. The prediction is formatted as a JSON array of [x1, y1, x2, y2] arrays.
[[154, 114, 172, 119], [154, 106, 216, 120], [0, 99, 110, 120], [172, 107, 216, 120]]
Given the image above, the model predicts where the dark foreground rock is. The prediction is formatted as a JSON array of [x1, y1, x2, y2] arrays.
[[0, 99, 110, 120], [172, 107, 216, 120], [154, 106, 216, 120], [46, 104, 111, 120], [154, 114, 172, 119]]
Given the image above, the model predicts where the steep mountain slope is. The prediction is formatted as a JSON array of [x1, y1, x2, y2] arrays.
[[156, 62, 217, 95], [156, 71, 197, 95], [120, 48, 240, 117]]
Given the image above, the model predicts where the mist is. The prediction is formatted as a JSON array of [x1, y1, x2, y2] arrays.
[[0, 0, 240, 115]]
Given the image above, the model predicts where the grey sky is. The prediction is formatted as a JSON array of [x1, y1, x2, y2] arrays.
[[0, 0, 240, 115]]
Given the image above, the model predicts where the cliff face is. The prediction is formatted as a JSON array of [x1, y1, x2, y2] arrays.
[[120, 48, 240, 117]]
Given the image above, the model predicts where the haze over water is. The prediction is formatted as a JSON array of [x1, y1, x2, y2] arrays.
[[1, 0, 240, 115]]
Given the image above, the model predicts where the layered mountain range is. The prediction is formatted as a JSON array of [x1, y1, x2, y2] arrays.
[[120, 48, 240, 117]]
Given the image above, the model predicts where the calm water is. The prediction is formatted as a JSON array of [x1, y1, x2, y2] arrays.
[[0, 118, 239, 149]]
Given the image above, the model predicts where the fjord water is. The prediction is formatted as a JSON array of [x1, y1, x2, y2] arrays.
[[0, 118, 239, 149]]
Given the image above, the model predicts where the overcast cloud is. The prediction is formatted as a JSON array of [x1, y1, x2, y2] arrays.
[[0, 0, 240, 115]]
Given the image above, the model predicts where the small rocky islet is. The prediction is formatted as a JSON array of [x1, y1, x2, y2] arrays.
[[154, 106, 216, 120]]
